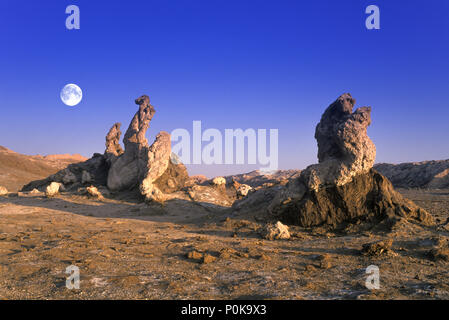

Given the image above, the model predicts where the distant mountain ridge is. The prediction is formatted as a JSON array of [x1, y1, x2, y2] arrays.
[[374, 160, 449, 189], [0, 145, 87, 191]]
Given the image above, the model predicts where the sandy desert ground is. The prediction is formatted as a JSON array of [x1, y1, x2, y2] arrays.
[[1, 188, 448, 300]]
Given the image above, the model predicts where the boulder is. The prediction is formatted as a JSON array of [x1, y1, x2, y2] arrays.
[[21, 95, 189, 202], [0, 186, 8, 196], [45, 182, 61, 197], [62, 169, 77, 184], [104, 122, 124, 162]]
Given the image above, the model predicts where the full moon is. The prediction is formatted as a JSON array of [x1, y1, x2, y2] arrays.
[[60, 83, 82, 106]]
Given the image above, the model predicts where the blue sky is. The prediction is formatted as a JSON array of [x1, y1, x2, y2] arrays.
[[1, 0, 448, 177]]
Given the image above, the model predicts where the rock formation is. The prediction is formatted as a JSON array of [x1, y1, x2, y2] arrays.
[[263, 93, 434, 229], [0, 186, 8, 196], [106, 95, 181, 202], [301, 93, 376, 190], [105, 123, 124, 162], [22, 95, 189, 203]]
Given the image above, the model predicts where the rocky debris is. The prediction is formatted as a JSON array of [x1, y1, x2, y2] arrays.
[[45, 182, 61, 197], [0, 186, 8, 196], [257, 253, 271, 261], [30, 188, 41, 194], [375, 160, 449, 189], [266, 94, 434, 229], [426, 236, 449, 262], [260, 221, 290, 240], [86, 186, 103, 200], [361, 239, 393, 256], [190, 175, 208, 184], [187, 184, 233, 208], [202, 254, 217, 264]]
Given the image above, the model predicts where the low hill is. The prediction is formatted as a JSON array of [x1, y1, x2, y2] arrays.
[[0, 146, 87, 192], [374, 160, 449, 189]]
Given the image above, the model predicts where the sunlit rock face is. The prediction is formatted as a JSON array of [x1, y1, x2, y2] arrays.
[[266, 93, 434, 229], [105, 122, 124, 162], [106, 95, 187, 202], [301, 93, 376, 191]]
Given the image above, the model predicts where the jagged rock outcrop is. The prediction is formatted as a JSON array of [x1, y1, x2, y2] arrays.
[[301, 93, 376, 190], [375, 160, 449, 189], [236, 93, 434, 229], [45, 182, 61, 197], [260, 221, 290, 240], [22, 95, 189, 202], [272, 168, 433, 228], [105, 122, 124, 163]]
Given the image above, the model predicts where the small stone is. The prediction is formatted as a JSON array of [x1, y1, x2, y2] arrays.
[[427, 247, 449, 262], [212, 176, 226, 186], [361, 239, 393, 256], [186, 250, 203, 261], [260, 221, 290, 240], [258, 253, 271, 261], [86, 186, 103, 199], [202, 254, 217, 264]]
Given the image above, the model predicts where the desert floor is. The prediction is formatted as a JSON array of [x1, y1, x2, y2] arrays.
[[1, 189, 448, 300]]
